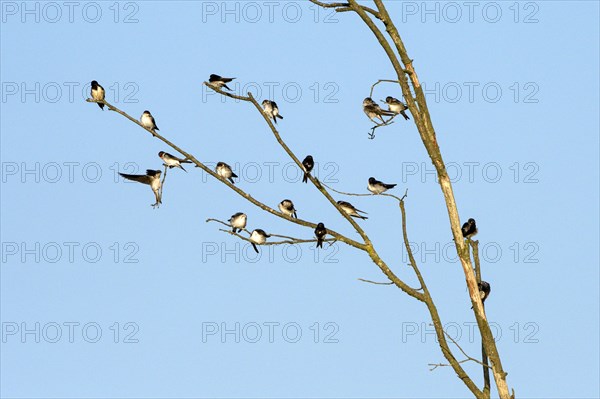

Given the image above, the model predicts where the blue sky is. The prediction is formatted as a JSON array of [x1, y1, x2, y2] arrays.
[[1, 1, 599, 398]]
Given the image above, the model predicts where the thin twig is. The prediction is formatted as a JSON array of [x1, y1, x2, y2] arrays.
[[428, 326, 493, 371], [357, 278, 394, 285]]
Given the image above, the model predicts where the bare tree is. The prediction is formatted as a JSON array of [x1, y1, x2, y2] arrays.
[[86, 1, 513, 397]]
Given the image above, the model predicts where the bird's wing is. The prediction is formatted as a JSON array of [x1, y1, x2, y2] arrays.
[[120, 173, 152, 185]]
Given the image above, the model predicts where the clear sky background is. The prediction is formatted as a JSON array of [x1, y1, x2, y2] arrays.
[[1, 1, 599, 398]]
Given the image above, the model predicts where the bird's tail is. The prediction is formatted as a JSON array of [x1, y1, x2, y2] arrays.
[[385, 183, 397, 189], [98, 103, 104, 110], [228, 177, 235, 184], [303, 173, 308, 183], [179, 165, 188, 173], [317, 239, 323, 249], [251, 243, 259, 253], [277, 114, 283, 119], [401, 111, 410, 120]]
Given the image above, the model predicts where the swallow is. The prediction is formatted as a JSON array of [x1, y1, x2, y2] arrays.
[[141, 110, 159, 135], [337, 200, 368, 220], [208, 74, 235, 91], [158, 151, 191, 172], [90, 80, 105, 110], [262, 100, 283, 124], [314, 222, 327, 249], [383, 96, 410, 120], [216, 162, 238, 184], [461, 218, 478, 239], [363, 97, 395, 124], [472, 281, 491, 309], [119, 169, 162, 208], [229, 212, 247, 233], [368, 177, 397, 194], [249, 229, 271, 253], [278, 199, 297, 219], [302, 155, 314, 183]]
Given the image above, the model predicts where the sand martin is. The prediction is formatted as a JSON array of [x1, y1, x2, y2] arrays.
[[119, 169, 162, 207], [461, 218, 478, 239], [302, 155, 314, 183], [363, 97, 395, 124], [314, 222, 327, 248], [216, 162, 238, 184], [158, 151, 191, 172], [472, 281, 491, 309], [337, 200, 368, 220], [90, 80, 105, 110], [278, 199, 297, 219], [141, 110, 159, 135], [368, 177, 397, 194], [384, 96, 410, 120], [229, 212, 247, 233], [249, 229, 271, 253], [208, 74, 235, 91], [262, 100, 283, 124]]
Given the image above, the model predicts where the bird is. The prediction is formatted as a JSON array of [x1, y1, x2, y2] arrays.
[[383, 96, 410, 120], [158, 151, 191, 172], [216, 162, 238, 184], [249, 229, 271, 253], [367, 177, 397, 194], [278, 199, 297, 218], [461, 218, 478, 239], [90, 80, 105, 110], [119, 169, 162, 208], [208, 74, 235, 91], [229, 212, 247, 233], [337, 200, 368, 220], [363, 97, 395, 124], [472, 281, 491, 309], [140, 110, 159, 135], [262, 100, 283, 124], [314, 222, 327, 249], [302, 155, 314, 183]]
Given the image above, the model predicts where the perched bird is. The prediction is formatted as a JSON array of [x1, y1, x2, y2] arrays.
[[158, 151, 191, 172], [363, 97, 395, 124], [384, 96, 410, 120], [337, 200, 368, 220], [472, 281, 491, 309], [461, 218, 478, 239], [302, 155, 314, 183], [368, 177, 397, 194], [119, 169, 162, 208], [229, 212, 247, 233], [209, 74, 235, 91], [314, 222, 327, 249], [90, 80, 105, 110], [262, 100, 283, 124], [249, 229, 271, 253], [216, 162, 238, 184], [140, 110, 159, 135], [278, 199, 297, 219]]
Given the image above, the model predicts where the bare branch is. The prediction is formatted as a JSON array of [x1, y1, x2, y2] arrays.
[[203, 84, 424, 303], [87, 97, 365, 250]]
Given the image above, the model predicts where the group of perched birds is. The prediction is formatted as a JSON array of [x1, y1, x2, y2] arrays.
[[91, 76, 490, 305]]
